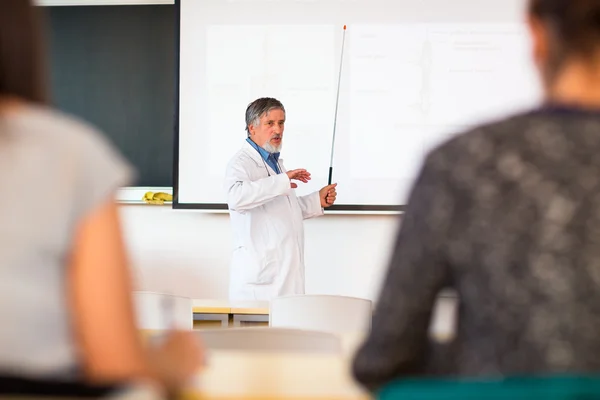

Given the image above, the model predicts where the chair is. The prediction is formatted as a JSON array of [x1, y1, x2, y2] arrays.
[[269, 294, 373, 334], [132, 291, 193, 330], [378, 375, 600, 400], [195, 327, 342, 354], [429, 290, 459, 342]]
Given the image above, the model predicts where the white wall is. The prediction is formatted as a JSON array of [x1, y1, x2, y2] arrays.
[[119, 205, 400, 301]]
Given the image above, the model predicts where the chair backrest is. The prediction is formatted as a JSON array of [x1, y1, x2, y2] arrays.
[[379, 375, 600, 400], [132, 291, 193, 330], [269, 294, 373, 334], [195, 327, 342, 354], [429, 291, 459, 342]]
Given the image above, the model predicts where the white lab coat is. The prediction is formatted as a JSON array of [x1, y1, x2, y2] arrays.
[[224, 141, 324, 301]]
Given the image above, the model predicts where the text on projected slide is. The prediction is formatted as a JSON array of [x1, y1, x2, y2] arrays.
[[348, 23, 540, 182]]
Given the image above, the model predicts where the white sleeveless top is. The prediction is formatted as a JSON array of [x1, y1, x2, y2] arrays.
[[0, 104, 133, 379]]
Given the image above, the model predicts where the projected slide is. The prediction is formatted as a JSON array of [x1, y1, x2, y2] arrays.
[[205, 25, 336, 199], [348, 24, 540, 182], [176, 0, 541, 209]]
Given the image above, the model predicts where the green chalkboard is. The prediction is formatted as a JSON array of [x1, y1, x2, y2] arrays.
[[45, 4, 176, 187]]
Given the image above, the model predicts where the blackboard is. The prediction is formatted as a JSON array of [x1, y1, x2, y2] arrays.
[[45, 4, 176, 187]]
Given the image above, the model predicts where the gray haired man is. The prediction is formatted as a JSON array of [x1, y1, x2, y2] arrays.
[[224, 97, 337, 301]]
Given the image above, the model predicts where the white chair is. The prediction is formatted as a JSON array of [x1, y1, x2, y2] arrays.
[[269, 294, 373, 334], [132, 291, 193, 330], [195, 327, 342, 354], [429, 290, 459, 342]]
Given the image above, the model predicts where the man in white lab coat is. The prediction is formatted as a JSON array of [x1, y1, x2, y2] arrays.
[[224, 97, 337, 301]]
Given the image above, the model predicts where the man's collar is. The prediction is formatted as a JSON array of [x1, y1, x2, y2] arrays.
[[246, 137, 280, 160]]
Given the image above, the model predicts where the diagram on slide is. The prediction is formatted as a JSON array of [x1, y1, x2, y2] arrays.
[[408, 35, 432, 121], [347, 23, 542, 182]]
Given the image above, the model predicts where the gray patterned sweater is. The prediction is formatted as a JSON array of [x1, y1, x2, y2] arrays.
[[352, 106, 600, 391]]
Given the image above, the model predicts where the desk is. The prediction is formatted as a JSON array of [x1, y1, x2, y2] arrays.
[[183, 350, 370, 399], [230, 301, 270, 327], [192, 300, 232, 328], [193, 300, 270, 328], [137, 330, 369, 399]]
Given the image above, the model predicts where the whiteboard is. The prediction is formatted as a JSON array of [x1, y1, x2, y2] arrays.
[[35, 0, 173, 5], [175, 0, 542, 210]]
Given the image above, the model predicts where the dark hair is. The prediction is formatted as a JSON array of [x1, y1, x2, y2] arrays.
[[0, 0, 48, 104], [245, 97, 285, 137], [530, 0, 600, 77]]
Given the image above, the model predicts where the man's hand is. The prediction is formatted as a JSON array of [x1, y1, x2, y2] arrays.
[[319, 183, 337, 208], [286, 169, 311, 188]]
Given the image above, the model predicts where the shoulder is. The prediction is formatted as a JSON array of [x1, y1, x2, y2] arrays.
[[422, 110, 539, 173], [6, 104, 121, 159], [226, 144, 259, 171], [5, 104, 134, 187]]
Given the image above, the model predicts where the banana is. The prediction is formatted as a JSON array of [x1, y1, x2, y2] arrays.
[[153, 192, 173, 201], [143, 191, 154, 201], [145, 199, 165, 205], [142, 191, 173, 204]]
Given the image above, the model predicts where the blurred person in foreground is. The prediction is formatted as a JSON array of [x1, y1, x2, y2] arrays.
[[0, 0, 202, 397], [353, 0, 600, 393]]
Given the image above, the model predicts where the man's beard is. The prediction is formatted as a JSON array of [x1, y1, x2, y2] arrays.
[[262, 137, 282, 153]]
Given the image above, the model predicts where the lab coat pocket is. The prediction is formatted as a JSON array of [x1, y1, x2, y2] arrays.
[[254, 251, 279, 285]]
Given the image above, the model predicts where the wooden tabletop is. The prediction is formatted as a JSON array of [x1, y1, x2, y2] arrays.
[[193, 299, 270, 315], [182, 349, 370, 400], [192, 299, 233, 314]]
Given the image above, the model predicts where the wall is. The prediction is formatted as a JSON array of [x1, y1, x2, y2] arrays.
[[119, 205, 401, 301]]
